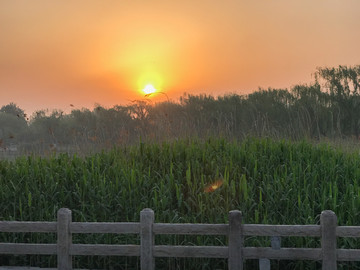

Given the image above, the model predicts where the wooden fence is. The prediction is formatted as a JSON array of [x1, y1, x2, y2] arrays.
[[1, 208, 360, 269]]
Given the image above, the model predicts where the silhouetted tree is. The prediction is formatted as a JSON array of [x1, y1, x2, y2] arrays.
[[0, 102, 26, 120], [0, 103, 28, 147]]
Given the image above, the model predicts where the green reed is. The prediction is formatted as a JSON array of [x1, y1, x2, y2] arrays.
[[1, 137, 360, 269]]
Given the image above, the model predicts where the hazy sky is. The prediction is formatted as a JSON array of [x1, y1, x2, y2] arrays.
[[1, 0, 360, 115]]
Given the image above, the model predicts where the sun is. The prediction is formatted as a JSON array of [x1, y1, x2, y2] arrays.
[[142, 84, 157, 95]]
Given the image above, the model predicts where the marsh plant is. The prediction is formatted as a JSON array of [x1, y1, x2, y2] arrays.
[[1, 137, 360, 269]]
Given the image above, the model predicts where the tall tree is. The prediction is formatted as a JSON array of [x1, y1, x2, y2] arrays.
[[0, 103, 28, 146], [0, 102, 26, 120], [315, 65, 360, 136]]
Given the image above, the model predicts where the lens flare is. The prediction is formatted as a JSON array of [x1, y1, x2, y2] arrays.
[[204, 179, 224, 193]]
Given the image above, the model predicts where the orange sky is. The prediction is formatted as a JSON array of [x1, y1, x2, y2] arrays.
[[1, 0, 360, 115]]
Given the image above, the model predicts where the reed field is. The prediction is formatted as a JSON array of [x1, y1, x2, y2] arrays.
[[1, 137, 360, 269]]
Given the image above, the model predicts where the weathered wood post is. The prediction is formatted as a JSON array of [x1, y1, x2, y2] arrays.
[[57, 208, 72, 270], [140, 208, 155, 270], [321, 210, 337, 270], [228, 210, 243, 270], [259, 236, 281, 270], [259, 257, 270, 270]]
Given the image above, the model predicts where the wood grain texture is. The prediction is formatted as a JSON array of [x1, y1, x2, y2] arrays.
[[0, 243, 57, 255], [228, 210, 243, 270], [0, 221, 56, 232], [243, 247, 322, 260], [153, 223, 228, 235], [71, 244, 140, 256], [71, 222, 140, 234], [337, 226, 360, 237], [154, 245, 228, 258], [4, 208, 360, 269], [0, 266, 57, 270], [57, 208, 72, 270], [140, 208, 154, 270], [337, 249, 360, 261], [243, 224, 320, 237], [321, 210, 337, 270]]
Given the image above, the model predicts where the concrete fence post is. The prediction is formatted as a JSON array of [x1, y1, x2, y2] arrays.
[[259, 236, 281, 270], [57, 208, 72, 270], [228, 210, 243, 270], [321, 210, 337, 270], [140, 208, 155, 270]]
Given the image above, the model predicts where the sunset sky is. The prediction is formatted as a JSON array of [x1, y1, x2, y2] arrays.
[[1, 0, 360, 115]]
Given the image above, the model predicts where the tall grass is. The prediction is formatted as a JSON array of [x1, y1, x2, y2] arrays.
[[1, 137, 360, 269]]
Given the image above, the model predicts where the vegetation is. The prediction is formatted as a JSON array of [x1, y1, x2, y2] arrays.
[[1, 64, 360, 268], [1, 137, 360, 269], [0, 65, 360, 157]]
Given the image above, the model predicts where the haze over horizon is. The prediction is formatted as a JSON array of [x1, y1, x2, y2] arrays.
[[1, 0, 360, 115]]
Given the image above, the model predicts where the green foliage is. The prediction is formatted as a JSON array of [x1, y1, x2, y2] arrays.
[[2, 65, 360, 157], [0, 102, 26, 119], [1, 137, 360, 269], [0, 112, 28, 145]]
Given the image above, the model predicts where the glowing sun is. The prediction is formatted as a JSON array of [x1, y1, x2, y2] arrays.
[[142, 84, 157, 95]]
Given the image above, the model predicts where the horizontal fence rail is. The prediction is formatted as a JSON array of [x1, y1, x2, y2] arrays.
[[0, 209, 360, 269]]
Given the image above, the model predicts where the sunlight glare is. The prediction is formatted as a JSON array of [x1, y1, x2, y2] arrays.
[[142, 84, 157, 95]]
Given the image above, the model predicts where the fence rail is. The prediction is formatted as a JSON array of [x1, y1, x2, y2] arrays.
[[1, 209, 360, 269]]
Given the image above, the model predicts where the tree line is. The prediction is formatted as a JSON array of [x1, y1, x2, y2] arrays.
[[1, 65, 359, 155]]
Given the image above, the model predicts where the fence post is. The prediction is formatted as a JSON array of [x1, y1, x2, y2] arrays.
[[321, 210, 337, 270], [57, 208, 72, 270], [228, 210, 243, 270], [140, 208, 155, 270], [259, 257, 270, 270], [259, 236, 281, 270]]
